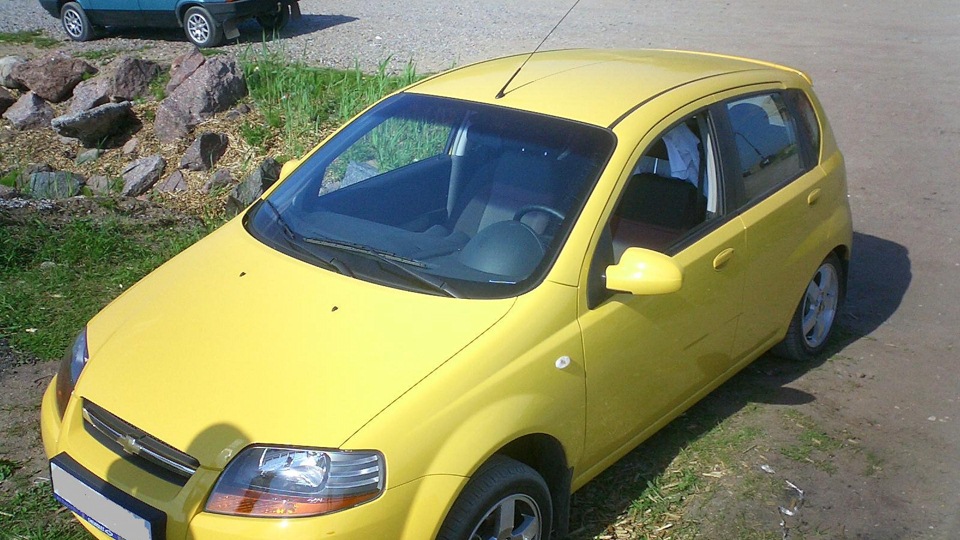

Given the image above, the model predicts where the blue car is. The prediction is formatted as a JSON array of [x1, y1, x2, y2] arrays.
[[38, 0, 300, 47]]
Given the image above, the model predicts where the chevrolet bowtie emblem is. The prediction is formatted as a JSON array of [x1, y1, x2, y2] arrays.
[[118, 435, 143, 456]]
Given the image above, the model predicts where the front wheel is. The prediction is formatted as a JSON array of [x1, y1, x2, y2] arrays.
[[183, 6, 223, 47], [437, 455, 552, 540], [61, 2, 94, 42], [774, 253, 844, 361]]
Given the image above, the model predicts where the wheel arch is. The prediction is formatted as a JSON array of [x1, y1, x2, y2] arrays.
[[175, 1, 206, 27], [496, 434, 572, 538]]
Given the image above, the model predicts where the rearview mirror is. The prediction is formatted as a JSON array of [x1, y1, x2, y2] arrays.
[[606, 247, 682, 295]]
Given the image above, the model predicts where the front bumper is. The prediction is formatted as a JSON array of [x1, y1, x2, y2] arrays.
[[40, 376, 463, 540], [203, 0, 299, 23]]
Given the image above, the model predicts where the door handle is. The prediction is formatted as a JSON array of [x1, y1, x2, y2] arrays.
[[807, 188, 822, 206], [713, 248, 735, 270]]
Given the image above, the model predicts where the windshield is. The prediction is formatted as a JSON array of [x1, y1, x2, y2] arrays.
[[245, 93, 615, 299]]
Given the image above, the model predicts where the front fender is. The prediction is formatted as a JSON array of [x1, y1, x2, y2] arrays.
[[344, 281, 586, 535]]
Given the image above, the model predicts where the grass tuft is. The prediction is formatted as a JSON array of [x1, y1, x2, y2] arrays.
[[0, 30, 60, 49]]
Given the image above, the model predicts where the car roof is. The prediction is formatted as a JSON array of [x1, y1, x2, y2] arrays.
[[406, 49, 805, 128]]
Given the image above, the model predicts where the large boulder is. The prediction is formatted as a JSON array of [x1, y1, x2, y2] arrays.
[[70, 56, 161, 114], [69, 77, 111, 114], [121, 155, 166, 196], [0, 87, 15, 114], [179, 132, 228, 171], [155, 56, 247, 143], [110, 56, 161, 101], [0, 56, 26, 90], [2, 92, 54, 130], [225, 158, 281, 214], [10, 53, 97, 103], [52, 101, 138, 147], [165, 47, 206, 95]]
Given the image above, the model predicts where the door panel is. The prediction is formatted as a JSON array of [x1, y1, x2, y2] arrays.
[[579, 217, 745, 469]]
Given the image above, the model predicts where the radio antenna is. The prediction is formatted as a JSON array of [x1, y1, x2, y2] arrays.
[[495, 0, 583, 99]]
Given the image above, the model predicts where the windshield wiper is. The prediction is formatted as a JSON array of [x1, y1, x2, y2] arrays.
[[261, 200, 354, 277], [302, 236, 460, 298]]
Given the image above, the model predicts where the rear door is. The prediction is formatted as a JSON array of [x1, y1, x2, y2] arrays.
[[718, 89, 833, 358]]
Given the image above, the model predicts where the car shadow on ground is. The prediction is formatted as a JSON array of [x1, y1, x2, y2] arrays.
[[96, 14, 357, 49], [566, 231, 911, 538]]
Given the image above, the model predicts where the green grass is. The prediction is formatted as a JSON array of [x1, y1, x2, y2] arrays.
[[240, 47, 422, 156], [0, 214, 208, 361], [779, 410, 844, 473], [0, 30, 60, 49], [0, 481, 87, 540], [74, 48, 122, 62]]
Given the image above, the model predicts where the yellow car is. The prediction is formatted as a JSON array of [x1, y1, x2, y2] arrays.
[[41, 49, 852, 540]]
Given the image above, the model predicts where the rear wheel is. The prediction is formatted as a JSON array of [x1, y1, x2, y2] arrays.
[[61, 2, 94, 42], [257, 2, 291, 33], [183, 6, 223, 47], [774, 253, 844, 360], [437, 455, 551, 540]]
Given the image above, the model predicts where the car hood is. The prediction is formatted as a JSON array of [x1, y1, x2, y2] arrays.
[[76, 220, 513, 469]]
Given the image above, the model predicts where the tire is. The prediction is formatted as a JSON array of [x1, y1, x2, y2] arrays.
[[773, 253, 844, 361], [257, 2, 290, 33], [61, 2, 94, 42], [183, 6, 223, 48], [437, 455, 552, 540]]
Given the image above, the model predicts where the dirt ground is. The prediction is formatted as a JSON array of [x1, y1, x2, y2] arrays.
[[2, 0, 959, 538]]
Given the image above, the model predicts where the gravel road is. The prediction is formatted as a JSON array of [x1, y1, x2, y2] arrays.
[[3, 0, 959, 538]]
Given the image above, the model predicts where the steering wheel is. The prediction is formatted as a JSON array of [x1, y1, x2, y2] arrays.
[[513, 204, 565, 224]]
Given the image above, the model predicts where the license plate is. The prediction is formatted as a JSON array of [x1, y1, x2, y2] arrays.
[[50, 454, 165, 540]]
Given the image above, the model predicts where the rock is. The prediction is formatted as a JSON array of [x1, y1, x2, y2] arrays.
[[52, 101, 137, 147], [166, 47, 205, 95], [224, 103, 251, 121], [0, 87, 15, 114], [156, 170, 188, 193], [110, 56, 161, 101], [86, 175, 112, 194], [2, 92, 55, 130], [155, 56, 247, 143], [225, 158, 281, 214], [69, 77, 111, 113], [69, 56, 161, 114], [0, 184, 16, 199], [121, 155, 165, 196], [23, 171, 84, 199], [122, 137, 139, 155], [11, 53, 97, 103], [75, 149, 103, 165], [0, 56, 26, 89], [202, 168, 234, 194], [40, 261, 57, 270], [16, 163, 55, 188], [179, 132, 228, 171]]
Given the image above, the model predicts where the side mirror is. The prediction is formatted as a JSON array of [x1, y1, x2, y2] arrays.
[[279, 158, 303, 181], [606, 247, 683, 295]]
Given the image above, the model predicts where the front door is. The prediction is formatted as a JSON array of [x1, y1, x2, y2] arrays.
[[577, 107, 747, 472]]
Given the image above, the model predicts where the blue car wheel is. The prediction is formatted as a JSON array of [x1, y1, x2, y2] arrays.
[[61, 2, 94, 41], [183, 6, 223, 47]]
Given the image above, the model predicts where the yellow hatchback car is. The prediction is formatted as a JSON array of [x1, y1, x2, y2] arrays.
[[41, 49, 851, 540]]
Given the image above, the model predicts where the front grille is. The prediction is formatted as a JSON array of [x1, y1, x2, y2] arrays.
[[82, 400, 200, 485]]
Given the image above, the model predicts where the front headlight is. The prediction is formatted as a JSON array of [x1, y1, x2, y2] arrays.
[[205, 446, 385, 517], [55, 327, 88, 417]]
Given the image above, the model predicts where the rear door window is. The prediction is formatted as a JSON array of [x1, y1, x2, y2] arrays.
[[726, 93, 805, 201]]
